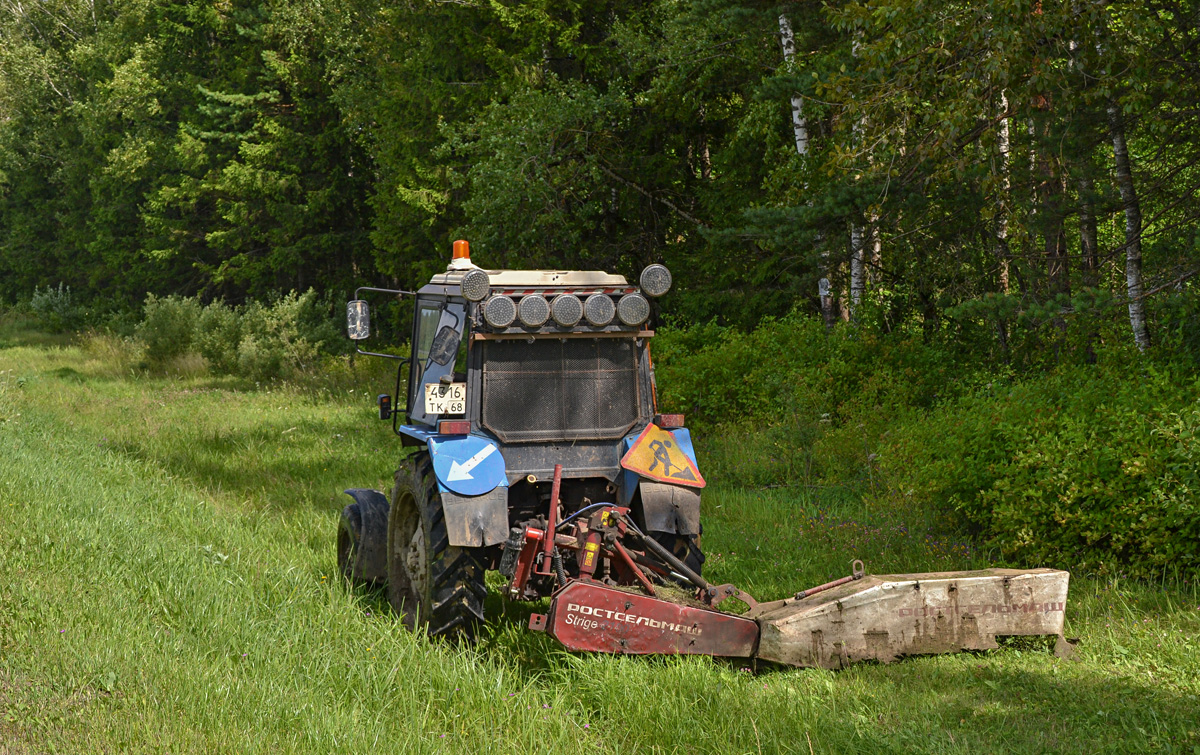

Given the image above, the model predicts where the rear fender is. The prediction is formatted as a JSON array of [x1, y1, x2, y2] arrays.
[[426, 435, 510, 548], [342, 488, 390, 581], [440, 486, 509, 548], [638, 481, 701, 536]]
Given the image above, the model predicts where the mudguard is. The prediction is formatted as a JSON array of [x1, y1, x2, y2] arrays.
[[427, 434, 509, 548], [342, 489, 390, 582], [638, 481, 701, 536], [618, 427, 702, 534], [440, 486, 509, 548]]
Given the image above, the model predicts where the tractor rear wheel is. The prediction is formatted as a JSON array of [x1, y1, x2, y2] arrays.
[[388, 452, 487, 641]]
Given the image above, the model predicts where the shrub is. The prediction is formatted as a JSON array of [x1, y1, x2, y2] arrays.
[[128, 289, 340, 380], [136, 295, 201, 366], [658, 311, 1199, 578], [233, 290, 339, 382], [30, 283, 85, 333], [876, 363, 1200, 578], [235, 330, 284, 383], [195, 301, 242, 374], [654, 311, 979, 485]]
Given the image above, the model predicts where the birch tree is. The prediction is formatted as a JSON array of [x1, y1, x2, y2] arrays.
[[1108, 104, 1150, 350], [778, 12, 835, 328]]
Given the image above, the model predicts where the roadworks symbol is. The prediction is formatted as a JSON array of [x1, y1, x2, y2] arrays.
[[620, 424, 705, 488]]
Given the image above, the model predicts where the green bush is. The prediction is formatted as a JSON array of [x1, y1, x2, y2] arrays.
[[30, 283, 85, 333], [130, 289, 341, 380], [656, 311, 973, 429], [234, 290, 340, 382], [876, 363, 1200, 578], [195, 301, 242, 374], [657, 312, 1199, 578], [235, 331, 283, 383], [136, 295, 201, 366], [654, 311, 978, 485]]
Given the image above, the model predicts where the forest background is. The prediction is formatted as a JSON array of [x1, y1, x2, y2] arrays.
[[1, 0, 1198, 579]]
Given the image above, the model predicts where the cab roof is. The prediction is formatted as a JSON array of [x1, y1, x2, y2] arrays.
[[430, 268, 629, 289]]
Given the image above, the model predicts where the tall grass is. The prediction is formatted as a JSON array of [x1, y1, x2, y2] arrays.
[[1, 342, 1198, 753]]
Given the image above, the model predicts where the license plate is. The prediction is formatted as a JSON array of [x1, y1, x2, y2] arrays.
[[424, 382, 466, 415]]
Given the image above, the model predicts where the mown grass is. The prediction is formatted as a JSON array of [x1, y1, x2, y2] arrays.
[[1, 339, 1198, 754]]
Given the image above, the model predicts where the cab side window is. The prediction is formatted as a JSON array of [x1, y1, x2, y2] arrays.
[[415, 304, 442, 364], [410, 302, 443, 412]]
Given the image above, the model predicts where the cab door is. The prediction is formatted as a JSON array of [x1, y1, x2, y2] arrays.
[[407, 298, 467, 427]]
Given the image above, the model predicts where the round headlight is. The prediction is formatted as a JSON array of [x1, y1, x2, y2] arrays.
[[483, 295, 516, 328], [551, 294, 583, 327], [584, 294, 615, 326], [461, 269, 491, 302], [518, 295, 550, 327], [639, 264, 672, 298], [617, 293, 650, 326]]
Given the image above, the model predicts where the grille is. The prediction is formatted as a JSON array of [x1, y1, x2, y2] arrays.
[[482, 339, 641, 443]]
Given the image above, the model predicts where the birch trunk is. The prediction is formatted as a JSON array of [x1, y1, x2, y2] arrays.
[[995, 92, 1011, 293], [850, 225, 865, 319], [1107, 104, 1151, 351], [779, 13, 832, 327], [847, 34, 866, 322], [778, 15, 808, 157]]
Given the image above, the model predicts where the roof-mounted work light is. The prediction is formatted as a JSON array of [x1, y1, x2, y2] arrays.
[[639, 264, 672, 297]]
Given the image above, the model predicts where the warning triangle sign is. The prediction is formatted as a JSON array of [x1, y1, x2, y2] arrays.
[[620, 424, 706, 488]]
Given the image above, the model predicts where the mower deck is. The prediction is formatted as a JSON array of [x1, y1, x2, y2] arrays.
[[752, 568, 1072, 668], [505, 470, 1072, 668], [531, 564, 1072, 668]]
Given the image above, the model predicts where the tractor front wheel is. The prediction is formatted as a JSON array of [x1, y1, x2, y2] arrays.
[[388, 453, 487, 641]]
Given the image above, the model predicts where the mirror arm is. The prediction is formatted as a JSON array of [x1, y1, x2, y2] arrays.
[[355, 286, 415, 298], [350, 285, 417, 354], [355, 348, 408, 360]]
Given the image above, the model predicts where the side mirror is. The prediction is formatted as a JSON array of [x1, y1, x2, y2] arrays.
[[428, 325, 461, 366], [347, 300, 371, 340]]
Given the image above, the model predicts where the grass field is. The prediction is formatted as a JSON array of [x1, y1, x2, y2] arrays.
[[1, 336, 1198, 753]]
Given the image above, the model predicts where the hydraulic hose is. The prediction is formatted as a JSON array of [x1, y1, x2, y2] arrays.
[[621, 514, 711, 593]]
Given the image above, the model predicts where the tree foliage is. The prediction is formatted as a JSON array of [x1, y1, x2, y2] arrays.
[[0, 0, 1197, 353]]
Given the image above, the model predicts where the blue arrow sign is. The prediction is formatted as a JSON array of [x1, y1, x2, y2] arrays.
[[428, 435, 507, 497]]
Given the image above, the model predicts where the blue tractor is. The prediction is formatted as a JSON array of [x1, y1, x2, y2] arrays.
[[338, 241, 704, 641]]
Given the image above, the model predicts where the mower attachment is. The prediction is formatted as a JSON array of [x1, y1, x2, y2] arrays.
[[529, 563, 1071, 668], [506, 468, 1072, 669], [753, 568, 1072, 668]]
